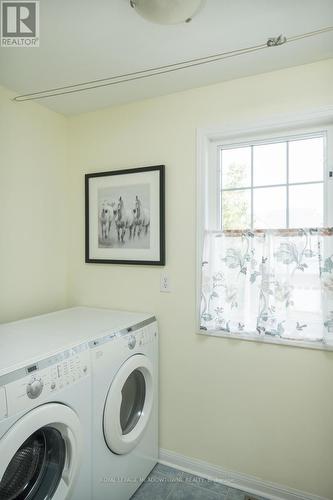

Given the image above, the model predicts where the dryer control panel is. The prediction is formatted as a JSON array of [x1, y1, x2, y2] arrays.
[[122, 322, 158, 352], [137, 325, 157, 346], [89, 317, 157, 350], [127, 327, 156, 348], [0, 345, 90, 420]]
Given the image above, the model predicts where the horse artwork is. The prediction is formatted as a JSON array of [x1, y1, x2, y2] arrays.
[[97, 183, 151, 249], [133, 195, 150, 237], [99, 201, 114, 241], [86, 165, 165, 265], [113, 196, 135, 243]]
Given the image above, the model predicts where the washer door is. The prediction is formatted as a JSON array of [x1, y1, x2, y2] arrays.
[[0, 403, 82, 500], [103, 354, 153, 455]]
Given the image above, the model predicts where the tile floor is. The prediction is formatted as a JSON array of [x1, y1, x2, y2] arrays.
[[132, 464, 267, 500]]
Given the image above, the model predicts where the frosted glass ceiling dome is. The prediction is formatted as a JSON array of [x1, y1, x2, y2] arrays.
[[130, 0, 206, 24]]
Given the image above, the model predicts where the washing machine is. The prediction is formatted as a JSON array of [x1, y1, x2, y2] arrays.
[[0, 344, 91, 500], [90, 316, 158, 500], [0, 309, 94, 500]]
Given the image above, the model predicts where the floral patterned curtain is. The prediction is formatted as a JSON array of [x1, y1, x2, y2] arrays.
[[200, 228, 333, 345]]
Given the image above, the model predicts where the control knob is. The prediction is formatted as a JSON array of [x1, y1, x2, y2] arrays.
[[128, 335, 136, 350], [26, 378, 44, 399]]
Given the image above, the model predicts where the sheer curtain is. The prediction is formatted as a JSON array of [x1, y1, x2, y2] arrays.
[[200, 228, 333, 345]]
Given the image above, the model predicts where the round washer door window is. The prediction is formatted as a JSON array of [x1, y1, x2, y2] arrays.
[[0, 403, 82, 500], [0, 426, 65, 500], [103, 354, 153, 455]]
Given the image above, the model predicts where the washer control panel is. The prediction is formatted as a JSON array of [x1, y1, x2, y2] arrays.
[[1, 346, 90, 419], [26, 378, 44, 399]]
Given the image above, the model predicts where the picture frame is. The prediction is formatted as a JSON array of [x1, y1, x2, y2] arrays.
[[85, 165, 165, 265]]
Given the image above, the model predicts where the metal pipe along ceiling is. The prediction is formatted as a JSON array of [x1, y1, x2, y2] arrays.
[[13, 26, 333, 103]]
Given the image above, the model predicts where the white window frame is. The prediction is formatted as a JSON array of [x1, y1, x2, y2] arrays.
[[218, 131, 327, 231], [196, 107, 333, 351]]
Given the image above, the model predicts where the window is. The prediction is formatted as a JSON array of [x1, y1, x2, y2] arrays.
[[197, 113, 333, 350], [219, 134, 325, 230]]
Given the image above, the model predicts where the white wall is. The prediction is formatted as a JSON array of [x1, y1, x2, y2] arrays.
[[68, 59, 333, 498], [0, 86, 68, 323]]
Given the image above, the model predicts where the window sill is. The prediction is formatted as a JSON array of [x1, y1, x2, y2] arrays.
[[197, 328, 333, 352]]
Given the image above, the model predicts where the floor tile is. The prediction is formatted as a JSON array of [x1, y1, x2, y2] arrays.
[[131, 475, 174, 500], [148, 468, 169, 480], [227, 488, 263, 500], [167, 482, 221, 500], [153, 463, 183, 480], [181, 471, 229, 497], [132, 464, 267, 500], [226, 489, 246, 500]]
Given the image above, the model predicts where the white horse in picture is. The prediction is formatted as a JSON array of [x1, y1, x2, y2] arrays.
[[99, 201, 114, 240], [113, 197, 135, 242], [133, 195, 150, 237]]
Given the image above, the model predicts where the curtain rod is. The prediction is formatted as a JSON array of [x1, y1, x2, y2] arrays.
[[13, 25, 333, 103]]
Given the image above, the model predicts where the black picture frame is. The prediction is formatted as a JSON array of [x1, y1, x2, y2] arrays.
[[85, 165, 165, 265]]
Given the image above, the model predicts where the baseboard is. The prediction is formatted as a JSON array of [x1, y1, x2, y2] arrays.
[[159, 448, 328, 500]]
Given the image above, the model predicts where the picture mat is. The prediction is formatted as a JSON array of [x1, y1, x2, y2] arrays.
[[89, 170, 160, 261]]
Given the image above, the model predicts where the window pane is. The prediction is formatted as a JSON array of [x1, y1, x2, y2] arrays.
[[253, 187, 286, 229], [289, 184, 324, 227], [221, 147, 251, 189], [222, 190, 251, 229], [289, 137, 324, 183], [253, 142, 286, 186]]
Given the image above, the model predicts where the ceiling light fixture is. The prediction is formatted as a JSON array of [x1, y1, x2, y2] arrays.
[[129, 0, 206, 24]]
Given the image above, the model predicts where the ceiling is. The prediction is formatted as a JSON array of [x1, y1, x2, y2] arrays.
[[0, 0, 332, 115]]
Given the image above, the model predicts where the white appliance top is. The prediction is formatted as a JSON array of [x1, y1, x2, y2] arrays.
[[0, 307, 154, 376]]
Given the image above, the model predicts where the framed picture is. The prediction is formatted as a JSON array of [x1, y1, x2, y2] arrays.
[[85, 165, 165, 265]]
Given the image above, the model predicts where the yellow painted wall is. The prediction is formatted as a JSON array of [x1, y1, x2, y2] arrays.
[[68, 59, 333, 498], [0, 86, 68, 323]]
